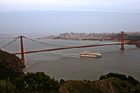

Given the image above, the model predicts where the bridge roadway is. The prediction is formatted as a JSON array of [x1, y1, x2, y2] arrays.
[[12, 41, 140, 55], [13, 42, 124, 55]]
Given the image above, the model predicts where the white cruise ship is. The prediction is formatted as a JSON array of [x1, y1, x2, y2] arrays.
[[80, 51, 101, 58]]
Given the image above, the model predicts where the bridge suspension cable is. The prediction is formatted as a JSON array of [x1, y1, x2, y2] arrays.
[[0, 37, 19, 50], [24, 37, 66, 47], [13, 42, 123, 55], [1, 35, 140, 55]]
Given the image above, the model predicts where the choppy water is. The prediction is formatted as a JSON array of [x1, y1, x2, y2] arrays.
[[0, 39, 140, 81]]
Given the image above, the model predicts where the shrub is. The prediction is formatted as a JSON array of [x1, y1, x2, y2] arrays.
[[0, 79, 17, 93], [14, 72, 60, 93], [99, 72, 140, 86]]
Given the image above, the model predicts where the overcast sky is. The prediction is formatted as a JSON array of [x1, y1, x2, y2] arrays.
[[0, 0, 140, 13], [0, 0, 140, 34]]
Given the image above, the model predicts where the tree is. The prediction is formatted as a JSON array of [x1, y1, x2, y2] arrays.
[[14, 72, 60, 93], [99, 75, 106, 80], [60, 79, 65, 84], [0, 62, 22, 81], [99, 72, 140, 86], [0, 79, 17, 93], [128, 76, 139, 86]]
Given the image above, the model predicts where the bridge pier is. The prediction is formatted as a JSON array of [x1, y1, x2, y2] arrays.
[[20, 36, 26, 67], [120, 31, 125, 51], [136, 43, 140, 48]]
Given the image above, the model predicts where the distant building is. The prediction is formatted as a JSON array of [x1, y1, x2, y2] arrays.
[[128, 36, 140, 42], [112, 34, 129, 40]]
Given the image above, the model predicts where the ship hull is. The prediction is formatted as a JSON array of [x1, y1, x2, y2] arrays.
[[80, 55, 101, 58]]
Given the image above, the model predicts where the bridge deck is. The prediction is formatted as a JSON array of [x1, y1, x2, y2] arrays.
[[13, 43, 123, 55]]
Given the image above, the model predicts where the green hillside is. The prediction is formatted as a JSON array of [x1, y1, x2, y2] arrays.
[[60, 77, 140, 93]]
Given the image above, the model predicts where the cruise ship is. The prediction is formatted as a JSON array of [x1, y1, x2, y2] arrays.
[[80, 51, 101, 58]]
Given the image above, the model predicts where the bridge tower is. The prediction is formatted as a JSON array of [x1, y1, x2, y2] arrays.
[[120, 31, 125, 51], [136, 42, 140, 48], [20, 36, 26, 67]]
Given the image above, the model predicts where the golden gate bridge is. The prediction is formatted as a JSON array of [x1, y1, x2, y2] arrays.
[[0, 32, 140, 67]]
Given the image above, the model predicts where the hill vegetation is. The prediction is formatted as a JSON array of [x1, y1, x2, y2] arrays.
[[60, 76, 140, 93]]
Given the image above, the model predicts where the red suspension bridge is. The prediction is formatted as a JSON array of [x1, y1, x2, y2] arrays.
[[0, 31, 140, 67]]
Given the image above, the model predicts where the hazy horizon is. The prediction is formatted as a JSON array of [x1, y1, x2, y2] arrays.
[[0, 0, 140, 34], [0, 10, 140, 35]]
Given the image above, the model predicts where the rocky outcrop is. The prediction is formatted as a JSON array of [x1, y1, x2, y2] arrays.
[[0, 50, 24, 81]]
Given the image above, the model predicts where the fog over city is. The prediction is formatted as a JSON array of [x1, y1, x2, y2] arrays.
[[0, 0, 140, 35]]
